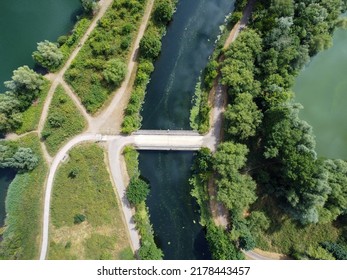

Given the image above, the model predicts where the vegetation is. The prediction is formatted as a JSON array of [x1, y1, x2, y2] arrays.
[[0, 145, 38, 172], [32, 40, 63, 71], [15, 80, 50, 134], [126, 177, 150, 205], [0, 67, 49, 135], [0, 134, 47, 259], [190, 148, 245, 259], [65, 0, 148, 114], [123, 146, 163, 259], [80, 0, 99, 14], [58, 18, 92, 64], [49, 144, 132, 260], [122, 0, 176, 133], [42, 85, 87, 156], [4, 66, 45, 109], [189, 81, 210, 133], [196, 0, 347, 259]]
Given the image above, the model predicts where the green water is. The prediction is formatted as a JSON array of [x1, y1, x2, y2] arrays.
[[0, 0, 81, 91], [294, 29, 347, 160], [139, 0, 235, 259]]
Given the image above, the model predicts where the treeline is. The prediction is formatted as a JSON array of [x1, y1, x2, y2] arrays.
[[122, 0, 176, 133], [192, 0, 347, 259]]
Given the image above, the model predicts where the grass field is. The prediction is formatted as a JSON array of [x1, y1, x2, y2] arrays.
[[16, 80, 50, 135], [0, 133, 48, 259], [42, 84, 87, 156], [48, 144, 133, 260]]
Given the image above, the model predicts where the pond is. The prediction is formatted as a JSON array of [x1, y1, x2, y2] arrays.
[[0, 0, 81, 91], [293, 28, 347, 160]]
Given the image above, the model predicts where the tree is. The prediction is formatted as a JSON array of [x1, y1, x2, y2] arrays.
[[103, 59, 127, 87], [80, 0, 98, 14], [32, 40, 64, 70], [0, 145, 38, 172], [262, 104, 330, 224], [138, 240, 163, 260], [206, 223, 244, 260], [321, 159, 347, 222], [224, 93, 263, 141], [214, 142, 257, 214], [126, 178, 150, 205], [0, 93, 22, 133], [4, 66, 44, 109], [139, 31, 162, 59], [154, 0, 174, 24]]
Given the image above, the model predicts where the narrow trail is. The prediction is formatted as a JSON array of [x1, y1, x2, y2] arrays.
[[207, 0, 257, 231]]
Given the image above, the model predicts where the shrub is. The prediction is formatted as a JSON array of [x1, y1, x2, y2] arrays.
[[139, 31, 162, 59], [103, 59, 127, 86], [126, 178, 150, 205], [154, 0, 174, 24], [74, 214, 86, 224]]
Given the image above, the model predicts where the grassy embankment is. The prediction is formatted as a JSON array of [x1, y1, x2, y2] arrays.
[[49, 144, 133, 260], [121, 0, 177, 133], [65, 0, 149, 114], [0, 134, 48, 259], [123, 146, 162, 259], [42, 85, 87, 156]]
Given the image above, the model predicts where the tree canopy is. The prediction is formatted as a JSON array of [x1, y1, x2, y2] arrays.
[[32, 40, 64, 70]]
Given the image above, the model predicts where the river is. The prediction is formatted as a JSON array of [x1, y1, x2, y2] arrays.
[[0, 0, 81, 227], [294, 28, 347, 160], [139, 0, 235, 259]]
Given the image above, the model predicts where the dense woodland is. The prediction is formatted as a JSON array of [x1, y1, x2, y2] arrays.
[[192, 0, 347, 259]]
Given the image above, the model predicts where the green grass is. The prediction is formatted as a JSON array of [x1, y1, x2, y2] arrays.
[[16, 80, 50, 134], [0, 133, 48, 259], [123, 146, 140, 179], [58, 18, 92, 68], [252, 197, 341, 258], [65, 0, 148, 114], [42, 84, 87, 156], [48, 144, 132, 260]]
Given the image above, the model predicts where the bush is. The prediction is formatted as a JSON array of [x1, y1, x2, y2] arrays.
[[126, 178, 150, 205], [154, 0, 174, 24], [103, 59, 127, 86], [139, 31, 162, 59], [74, 214, 86, 224]]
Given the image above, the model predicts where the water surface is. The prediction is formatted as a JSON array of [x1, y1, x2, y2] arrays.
[[294, 29, 347, 159], [139, 0, 235, 259], [0, 0, 81, 91], [139, 151, 211, 260], [141, 0, 235, 129]]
